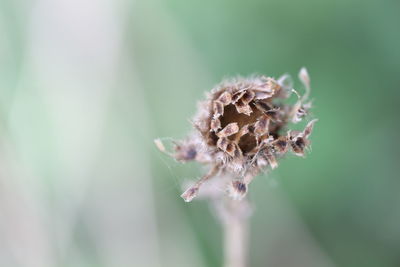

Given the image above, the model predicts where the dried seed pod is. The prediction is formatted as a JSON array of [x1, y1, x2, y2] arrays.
[[156, 68, 318, 202]]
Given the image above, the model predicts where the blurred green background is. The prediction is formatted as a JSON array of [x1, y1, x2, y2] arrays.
[[1, 0, 399, 266]]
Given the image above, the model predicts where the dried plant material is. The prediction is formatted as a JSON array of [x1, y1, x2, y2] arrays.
[[265, 153, 278, 169], [173, 141, 199, 162], [299, 67, 310, 90], [213, 100, 224, 118], [228, 180, 248, 200], [154, 138, 166, 153], [217, 123, 239, 138], [271, 136, 289, 154], [181, 166, 220, 202], [234, 100, 252, 115], [218, 91, 232, 105], [211, 118, 221, 132], [157, 68, 317, 202], [254, 115, 270, 136], [241, 90, 255, 104]]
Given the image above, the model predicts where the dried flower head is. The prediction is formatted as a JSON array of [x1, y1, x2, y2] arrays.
[[156, 68, 317, 202]]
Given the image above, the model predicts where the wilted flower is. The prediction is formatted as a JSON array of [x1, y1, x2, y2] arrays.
[[156, 68, 317, 202]]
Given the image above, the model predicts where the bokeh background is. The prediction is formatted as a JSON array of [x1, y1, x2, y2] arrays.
[[1, 0, 400, 266]]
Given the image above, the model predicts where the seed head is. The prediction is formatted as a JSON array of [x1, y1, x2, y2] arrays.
[[156, 68, 317, 202]]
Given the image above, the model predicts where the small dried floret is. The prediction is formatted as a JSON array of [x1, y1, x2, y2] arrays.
[[156, 68, 317, 202], [229, 180, 248, 200], [217, 123, 239, 138], [218, 91, 232, 105]]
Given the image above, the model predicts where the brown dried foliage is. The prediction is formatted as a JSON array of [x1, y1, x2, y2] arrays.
[[156, 68, 317, 202]]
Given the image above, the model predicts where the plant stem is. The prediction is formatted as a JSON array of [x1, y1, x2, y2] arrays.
[[216, 198, 251, 267]]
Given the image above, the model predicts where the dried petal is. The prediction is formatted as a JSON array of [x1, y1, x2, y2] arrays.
[[217, 137, 229, 151], [303, 119, 318, 138], [228, 180, 247, 200], [254, 101, 272, 113], [154, 138, 166, 152], [265, 153, 278, 169], [175, 145, 197, 161], [225, 143, 236, 157], [266, 77, 281, 94], [217, 122, 239, 138], [241, 90, 255, 104], [254, 91, 274, 100], [218, 91, 232, 105], [277, 74, 293, 97], [254, 115, 270, 136], [210, 118, 221, 132], [235, 100, 252, 115], [291, 101, 303, 123], [256, 156, 268, 167], [233, 143, 243, 157], [256, 102, 280, 121], [181, 166, 219, 202], [271, 136, 288, 153], [213, 100, 224, 118], [291, 136, 307, 156], [234, 125, 249, 142], [232, 90, 246, 103], [181, 186, 199, 202], [299, 67, 310, 89]]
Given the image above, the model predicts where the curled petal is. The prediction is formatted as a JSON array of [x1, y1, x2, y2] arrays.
[[299, 67, 310, 90], [233, 125, 249, 142], [254, 115, 270, 136], [266, 77, 281, 94], [299, 67, 311, 101], [235, 100, 252, 115], [232, 90, 247, 103], [290, 136, 308, 156], [210, 118, 221, 132], [217, 138, 237, 157], [303, 119, 318, 138], [218, 91, 232, 105], [217, 122, 239, 138], [272, 136, 288, 153], [217, 137, 229, 151], [174, 144, 198, 162], [213, 100, 224, 118], [254, 91, 274, 100], [181, 186, 199, 202], [277, 74, 293, 97], [241, 90, 255, 104], [154, 138, 166, 153], [254, 101, 273, 113], [265, 153, 278, 169], [181, 166, 219, 202], [225, 143, 236, 157]]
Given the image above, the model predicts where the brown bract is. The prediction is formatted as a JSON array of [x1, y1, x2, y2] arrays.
[[156, 68, 317, 202]]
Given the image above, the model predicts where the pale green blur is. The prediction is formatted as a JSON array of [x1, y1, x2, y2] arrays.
[[0, 0, 399, 266]]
